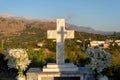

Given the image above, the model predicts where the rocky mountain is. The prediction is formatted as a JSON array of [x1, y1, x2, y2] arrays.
[[0, 14, 114, 36], [0, 17, 25, 35], [0, 17, 56, 36]]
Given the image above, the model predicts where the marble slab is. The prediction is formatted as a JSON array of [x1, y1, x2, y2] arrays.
[[43, 63, 79, 72]]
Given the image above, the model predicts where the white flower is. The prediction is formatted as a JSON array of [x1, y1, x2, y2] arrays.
[[85, 48, 112, 74], [5, 49, 31, 71]]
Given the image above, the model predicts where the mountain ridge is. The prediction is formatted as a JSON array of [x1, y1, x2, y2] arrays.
[[0, 14, 54, 22], [0, 14, 114, 35]]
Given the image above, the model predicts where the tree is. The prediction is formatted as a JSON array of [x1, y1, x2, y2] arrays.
[[111, 32, 119, 41]]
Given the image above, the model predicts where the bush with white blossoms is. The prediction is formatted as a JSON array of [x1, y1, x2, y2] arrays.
[[5, 49, 31, 77], [85, 48, 112, 75]]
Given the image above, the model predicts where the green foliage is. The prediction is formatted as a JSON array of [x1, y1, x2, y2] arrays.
[[45, 51, 56, 63], [110, 52, 120, 79], [27, 48, 46, 67], [104, 44, 120, 79], [46, 57, 56, 63], [110, 32, 119, 41], [0, 27, 46, 49], [65, 46, 87, 66], [44, 39, 56, 52], [0, 48, 5, 54], [112, 52, 120, 70]]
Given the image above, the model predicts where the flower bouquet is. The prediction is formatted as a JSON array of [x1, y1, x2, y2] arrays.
[[5, 49, 31, 79], [85, 48, 112, 80]]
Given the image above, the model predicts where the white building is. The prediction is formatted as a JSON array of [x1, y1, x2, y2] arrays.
[[115, 40, 120, 46], [90, 41, 105, 47]]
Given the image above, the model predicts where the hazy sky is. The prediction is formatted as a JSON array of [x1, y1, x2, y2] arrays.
[[0, 0, 120, 32]]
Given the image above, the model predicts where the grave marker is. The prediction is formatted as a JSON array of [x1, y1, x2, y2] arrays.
[[47, 19, 74, 64]]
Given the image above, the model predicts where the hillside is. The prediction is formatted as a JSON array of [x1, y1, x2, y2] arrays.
[[0, 17, 108, 50], [0, 23, 107, 49], [0, 17, 56, 36], [0, 17, 107, 36], [0, 18, 25, 35]]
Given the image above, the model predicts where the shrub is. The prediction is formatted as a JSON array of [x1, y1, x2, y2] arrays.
[[27, 48, 46, 67]]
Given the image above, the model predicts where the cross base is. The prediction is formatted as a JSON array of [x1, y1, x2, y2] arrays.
[[43, 63, 79, 72]]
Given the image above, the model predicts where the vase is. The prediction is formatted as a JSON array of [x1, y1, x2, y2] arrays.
[[17, 76, 26, 80], [97, 75, 108, 80]]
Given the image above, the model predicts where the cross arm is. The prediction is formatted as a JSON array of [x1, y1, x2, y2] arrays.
[[47, 30, 57, 39], [65, 30, 74, 39]]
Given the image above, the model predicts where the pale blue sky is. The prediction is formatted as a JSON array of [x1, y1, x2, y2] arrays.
[[0, 0, 120, 32]]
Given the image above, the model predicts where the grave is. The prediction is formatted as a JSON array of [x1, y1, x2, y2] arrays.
[[26, 19, 86, 80]]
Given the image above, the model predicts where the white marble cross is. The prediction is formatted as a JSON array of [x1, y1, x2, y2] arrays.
[[47, 19, 74, 64]]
